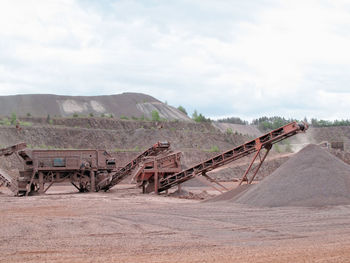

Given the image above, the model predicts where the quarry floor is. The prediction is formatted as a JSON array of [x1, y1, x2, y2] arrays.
[[1, 184, 350, 263]]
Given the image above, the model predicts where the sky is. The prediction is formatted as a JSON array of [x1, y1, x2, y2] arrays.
[[0, 0, 350, 121]]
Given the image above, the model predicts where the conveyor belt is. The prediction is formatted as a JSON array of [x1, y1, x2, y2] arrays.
[[0, 143, 27, 195], [158, 122, 307, 192], [0, 169, 18, 195], [98, 141, 171, 191]]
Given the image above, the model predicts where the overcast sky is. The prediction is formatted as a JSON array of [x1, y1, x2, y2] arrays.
[[0, 0, 349, 121]]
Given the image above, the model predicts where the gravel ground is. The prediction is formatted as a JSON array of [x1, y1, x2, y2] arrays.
[[1, 184, 350, 263]]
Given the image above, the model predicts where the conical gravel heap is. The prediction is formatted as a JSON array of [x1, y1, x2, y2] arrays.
[[233, 144, 350, 207]]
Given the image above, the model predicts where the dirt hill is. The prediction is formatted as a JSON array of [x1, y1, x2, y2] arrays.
[[212, 122, 261, 138], [0, 93, 191, 121]]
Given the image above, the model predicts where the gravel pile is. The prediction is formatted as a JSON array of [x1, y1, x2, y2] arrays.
[[233, 144, 350, 207], [204, 184, 251, 203]]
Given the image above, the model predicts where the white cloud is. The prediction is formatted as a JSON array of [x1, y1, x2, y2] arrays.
[[0, 0, 349, 120]]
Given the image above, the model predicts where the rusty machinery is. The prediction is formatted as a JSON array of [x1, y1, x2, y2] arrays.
[[0, 122, 308, 196], [134, 122, 308, 194], [133, 151, 182, 193], [0, 141, 171, 196]]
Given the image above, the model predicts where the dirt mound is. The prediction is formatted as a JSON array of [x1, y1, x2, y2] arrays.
[[212, 122, 261, 137], [182, 177, 208, 187], [0, 93, 191, 121], [233, 144, 350, 207], [169, 189, 213, 200]]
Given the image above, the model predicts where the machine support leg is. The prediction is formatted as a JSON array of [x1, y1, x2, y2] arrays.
[[71, 182, 80, 191], [195, 175, 224, 193], [202, 172, 228, 191], [38, 172, 44, 194], [90, 170, 96, 192], [178, 184, 182, 192], [44, 182, 54, 193], [248, 145, 272, 184], [154, 171, 159, 194], [154, 160, 159, 194], [239, 147, 262, 186], [26, 171, 36, 196], [43, 172, 54, 193]]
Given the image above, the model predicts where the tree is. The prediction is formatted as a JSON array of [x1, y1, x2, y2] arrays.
[[192, 110, 211, 123], [192, 110, 198, 120], [217, 117, 248, 125], [226, 128, 233, 134], [252, 116, 291, 132], [10, 112, 17, 125], [151, 110, 160, 121], [177, 106, 188, 116]]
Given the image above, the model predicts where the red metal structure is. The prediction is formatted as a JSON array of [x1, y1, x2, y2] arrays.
[[96, 142, 171, 191], [0, 143, 27, 194], [138, 122, 308, 194], [0, 141, 170, 196], [133, 151, 182, 193]]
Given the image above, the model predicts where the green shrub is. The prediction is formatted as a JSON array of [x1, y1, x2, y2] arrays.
[[226, 128, 233, 134], [73, 113, 79, 118], [46, 114, 51, 124], [192, 110, 211, 123], [10, 112, 17, 125], [209, 145, 219, 152], [151, 110, 160, 121], [120, 115, 129, 120], [20, 121, 33, 127], [217, 117, 248, 125], [177, 106, 188, 115], [113, 146, 141, 152], [274, 144, 281, 153], [0, 118, 11, 126]]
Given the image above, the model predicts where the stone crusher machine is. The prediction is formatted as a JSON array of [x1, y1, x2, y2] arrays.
[[134, 122, 308, 194], [0, 141, 171, 196]]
